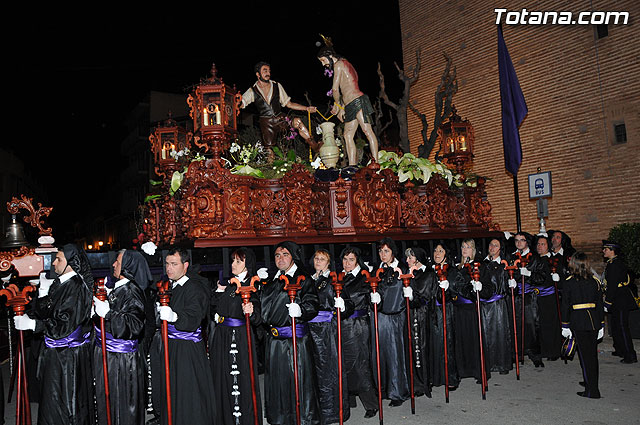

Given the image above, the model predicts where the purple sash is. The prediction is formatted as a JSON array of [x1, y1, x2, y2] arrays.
[[482, 294, 505, 303], [44, 326, 90, 349], [94, 326, 138, 353], [349, 309, 368, 319], [217, 317, 246, 327], [309, 310, 334, 323], [517, 283, 534, 295], [270, 324, 308, 338], [454, 295, 474, 305], [536, 286, 556, 297], [167, 324, 203, 343]]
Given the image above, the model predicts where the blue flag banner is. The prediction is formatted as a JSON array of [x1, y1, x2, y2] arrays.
[[498, 25, 528, 176]]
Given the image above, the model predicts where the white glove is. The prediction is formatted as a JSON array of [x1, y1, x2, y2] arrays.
[[14, 314, 36, 331], [158, 305, 178, 323], [334, 296, 346, 312], [38, 272, 55, 297], [520, 267, 531, 277], [403, 286, 414, 300], [503, 231, 512, 240], [439, 279, 450, 291], [472, 280, 482, 292], [508, 279, 517, 288], [551, 273, 560, 282], [257, 268, 269, 279], [370, 292, 381, 304], [604, 306, 608, 313], [93, 297, 110, 318], [597, 328, 604, 340], [286, 302, 302, 318], [561, 328, 572, 339]]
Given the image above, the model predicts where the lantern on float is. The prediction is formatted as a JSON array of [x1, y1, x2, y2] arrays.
[[187, 63, 242, 159], [149, 115, 192, 179], [438, 105, 475, 176]]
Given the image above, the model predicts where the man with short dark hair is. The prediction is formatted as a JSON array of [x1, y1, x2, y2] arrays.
[[602, 240, 638, 363], [241, 62, 317, 158], [260, 241, 320, 424], [149, 247, 215, 424]]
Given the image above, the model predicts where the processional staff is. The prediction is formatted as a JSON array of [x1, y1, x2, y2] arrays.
[[279, 274, 305, 425], [94, 278, 113, 425], [515, 252, 532, 365], [501, 258, 521, 380], [156, 280, 173, 425], [434, 263, 451, 403], [465, 262, 487, 399], [329, 271, 345, 425], [230, 276, 260, 425], [398, 271, 416, 414], [0, 283, 34, 425], [361, 268, 384, 425]]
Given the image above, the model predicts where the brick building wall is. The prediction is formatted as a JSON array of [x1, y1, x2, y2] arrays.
[[398, 0, 640, 260]]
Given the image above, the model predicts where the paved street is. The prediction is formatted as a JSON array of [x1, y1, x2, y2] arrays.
[[3, 336, 637, 424]]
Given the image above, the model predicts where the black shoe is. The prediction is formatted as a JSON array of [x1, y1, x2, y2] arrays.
[[577, 391, 601, 399], [611, 351, 623, 357], [499, 371, 509, 375], [547, 356, 559, 361], [533, 359, 545, 368], [579, 381, 585, 387], [620, 358, 638, 364], [364, 409, 378, 419], [448, 385, 458, 392], [389, 399, 404, 407]]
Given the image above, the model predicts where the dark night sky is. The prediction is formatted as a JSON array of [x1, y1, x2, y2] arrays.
[[7, 3, 403, 236]]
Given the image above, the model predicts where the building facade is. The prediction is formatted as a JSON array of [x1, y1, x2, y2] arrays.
[[399, 0, 640, 257]]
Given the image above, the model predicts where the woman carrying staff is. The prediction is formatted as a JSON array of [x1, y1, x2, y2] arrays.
[[210, 247, 263, 425], [404, 246, 435, 398], [481, 238, 513, 375], [561, 252, 604, 398], [308, 249, 353, 424], [339, 247, 380, 419], [428, 241, 461, 391], [453, 239, 492, 384]]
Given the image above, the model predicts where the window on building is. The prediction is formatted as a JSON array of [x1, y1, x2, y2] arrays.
[[613, 122, 627, 144], [596, 24, 608, 39]]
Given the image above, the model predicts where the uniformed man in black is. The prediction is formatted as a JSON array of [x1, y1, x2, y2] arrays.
[[602, 240, 638, 364]]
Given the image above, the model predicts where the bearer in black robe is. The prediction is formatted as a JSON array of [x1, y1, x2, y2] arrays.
[[481, 238, 513, 374], [509, 231, 547, 367], [373, 237, 410, 407], [150, 247, 215, 425], [92, 249, 149, 425], [428, 241, 460, 390], [14, 244, 94, 425], [453, 239, 492, 383], [308, 249, 352, 424], [404, 246, 434, 398], [260, 241, 320, 425], [210, 247, 263, 425], [339, 247, 379, 419], [534, 234, 563, 360]]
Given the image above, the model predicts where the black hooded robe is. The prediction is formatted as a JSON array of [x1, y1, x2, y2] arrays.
[[210, 274, 263, 425], [372, 265, 410, 403], [33, 245, 94, 425], [260, 263, 320, 425], [150, 274, 216, 425], [308, 272, 353, 424]]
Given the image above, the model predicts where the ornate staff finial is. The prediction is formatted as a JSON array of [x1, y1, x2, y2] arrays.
[[319, 34, 333, 47]]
